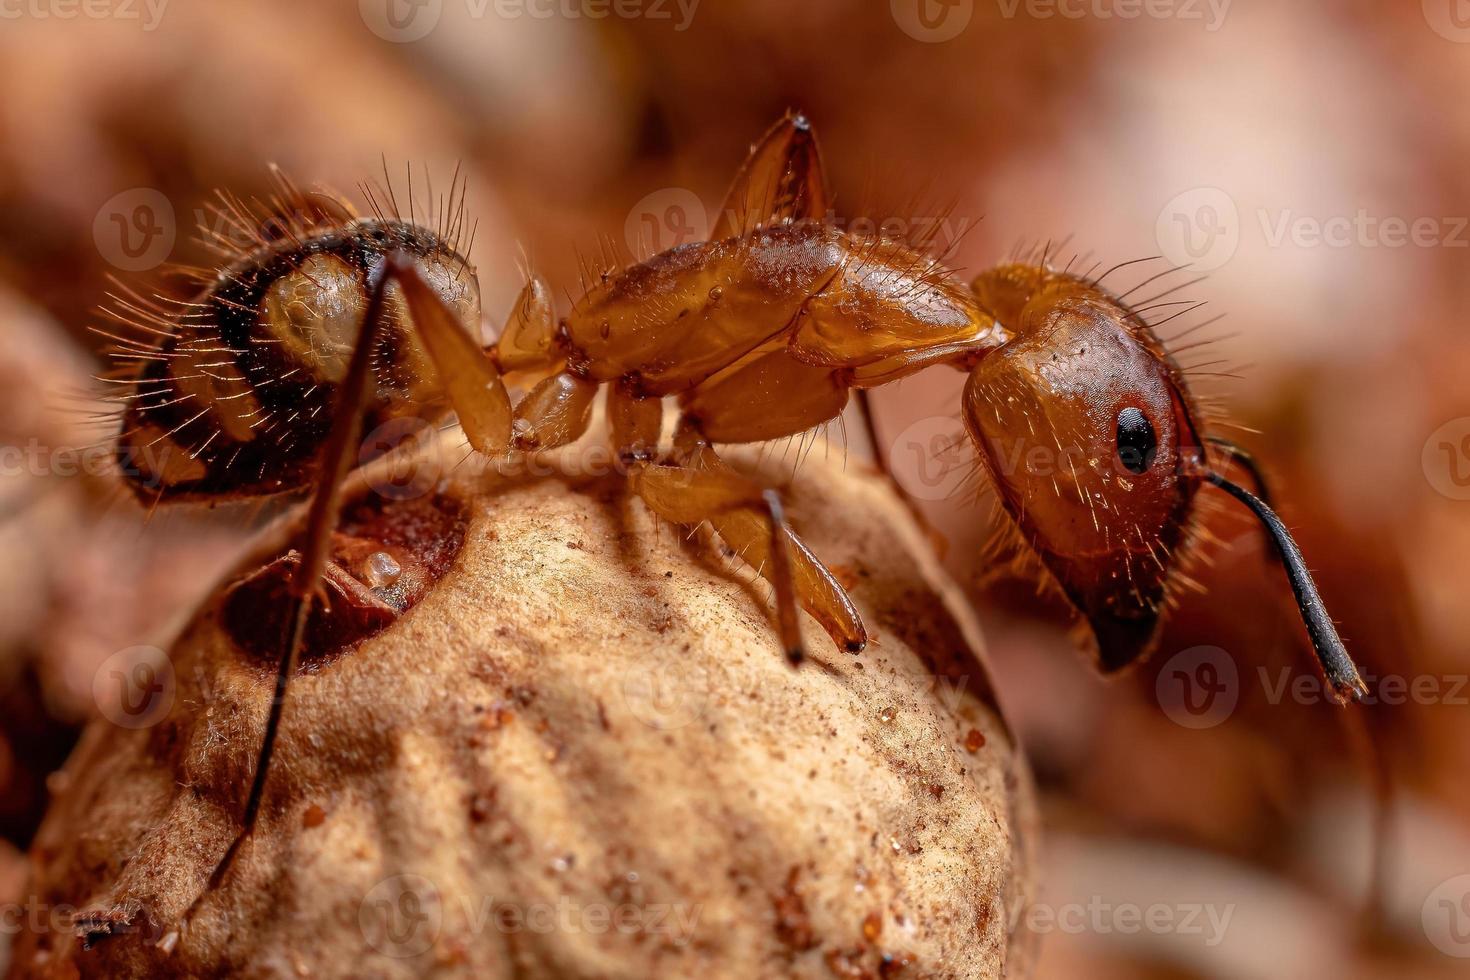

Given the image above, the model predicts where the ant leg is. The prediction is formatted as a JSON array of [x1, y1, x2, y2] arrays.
[[511, 371, 598, 451], [199, 254, 513, 897], [393, 262, 514, 456], [845, 345, 993, 514], [628, 420, 866, 660], [712, 111, 830, 239], [681, 351, 847, 443], [853, 388, 893, 481], [494, 275, 560, 373], [608, 377, 662, 462]]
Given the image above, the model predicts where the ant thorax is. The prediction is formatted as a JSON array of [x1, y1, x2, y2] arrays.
[[111, 219, 479, 502]]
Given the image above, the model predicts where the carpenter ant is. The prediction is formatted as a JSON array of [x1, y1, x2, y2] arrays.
[[104, 114, 1367, 906]]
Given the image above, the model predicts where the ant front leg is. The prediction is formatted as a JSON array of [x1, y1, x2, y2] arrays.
[[199, 253, 513, 899], [487, 274, 601, 453], [628, 419, 866, 665], [510, 371, 598, 451]]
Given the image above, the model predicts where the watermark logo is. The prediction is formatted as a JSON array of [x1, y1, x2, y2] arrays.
[[891, 0, 974, 42], [1424, 0, 1470, 43], [361, 874, 443, 958], [1156, 187, 1239, 272], [93, 645, 174, 729], [624, 188, 709, 257], [360, 418, 445, 501], [360, 0, 443, 42], [621, 653, 709, 730], [93, 189, 175, 273], [886, 415, 971, 502], [1158, 189, 1468, 270], [1423, 874, 1470, 957], [1155, 645, 1238, 729], [1423, 417, 1470, 501]]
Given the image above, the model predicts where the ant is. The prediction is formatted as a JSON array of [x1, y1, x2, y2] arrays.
[[104, 113, 1368, 913]]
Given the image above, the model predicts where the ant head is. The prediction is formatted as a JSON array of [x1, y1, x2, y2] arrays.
[[963, 266, 1206, 671]]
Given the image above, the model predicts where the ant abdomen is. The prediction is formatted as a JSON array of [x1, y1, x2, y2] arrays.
[[114, 219, 479, 501]]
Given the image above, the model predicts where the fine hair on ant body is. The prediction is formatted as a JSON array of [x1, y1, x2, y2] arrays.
[[101, 113, 1369, 918]]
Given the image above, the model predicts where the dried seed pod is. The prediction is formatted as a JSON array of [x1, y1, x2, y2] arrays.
[[9, 448, 1034, 980]]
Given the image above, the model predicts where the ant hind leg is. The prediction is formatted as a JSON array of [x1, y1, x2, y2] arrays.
[[190, 253, 514, 909]]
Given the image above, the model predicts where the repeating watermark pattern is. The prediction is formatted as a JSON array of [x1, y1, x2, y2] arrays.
[[885, 415, 972, 502], [3, 439, 148, 481], [359, 0, 444, 42], [1159, 188, 1469, 272], [1155, 645, 1470, 729], [895, 0, 1231, 42], [624, 188, 709, 257], [0, 900, 82, 938], [359, 875, 702, 957], [93, 189, 176, 273], [354, 423, 715, 504], [1155, 645, 1240, 730], [623, 190, 979, 260], [1423, 874, 1470, 957], [1424, 417, 1470, 501], [995, 0, 1231, 31], [93, 645, 174, 729], [1009, 896, 1235, 946], [621, 652, 710, 729], [1156, 187, 1240, 272], [0, 0, 168, 30], [361, 874, 444, 957], [360, 0, 700, 43], [1423, 0, 1470, 43], [883, 416, 1237, 504], [1258, 210, 1470, 250], [885, 666, 977, 715], [93, 191, 350, 274], [360, 418, 447, 501], [891, 0, 975, 43]]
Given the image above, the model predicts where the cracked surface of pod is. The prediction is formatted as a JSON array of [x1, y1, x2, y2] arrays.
[[10, 440, 1036, 980]]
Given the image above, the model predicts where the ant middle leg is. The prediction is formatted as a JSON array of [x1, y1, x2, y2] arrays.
[[628, 424, 865, 664], [629, 353, 867, 663], [608, 376, 663, 462]]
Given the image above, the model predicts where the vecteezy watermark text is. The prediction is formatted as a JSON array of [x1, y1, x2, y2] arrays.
[[0, 0, 168, 30], [360, 0, 699, 43], [995, 0, 1231, 31]]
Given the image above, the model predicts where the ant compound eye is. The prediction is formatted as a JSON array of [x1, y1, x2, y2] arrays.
[[1116, 406, 1157, 475]]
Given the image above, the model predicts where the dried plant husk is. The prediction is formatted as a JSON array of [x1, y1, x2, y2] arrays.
[[9, 443, 1035, 979]]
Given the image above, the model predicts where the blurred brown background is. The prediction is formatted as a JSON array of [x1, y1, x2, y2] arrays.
[[0, 1, 1467, 976]]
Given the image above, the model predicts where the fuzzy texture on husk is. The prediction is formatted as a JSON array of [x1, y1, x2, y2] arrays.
[[8, 444, 1035, 979]]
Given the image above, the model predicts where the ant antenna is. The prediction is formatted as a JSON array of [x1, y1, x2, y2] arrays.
[[1205, 471, 1367, 703], [1206, 436, 1272, 508]]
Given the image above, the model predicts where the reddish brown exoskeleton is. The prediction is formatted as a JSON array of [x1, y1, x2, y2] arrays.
[[105, 115, 1367, 909]]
